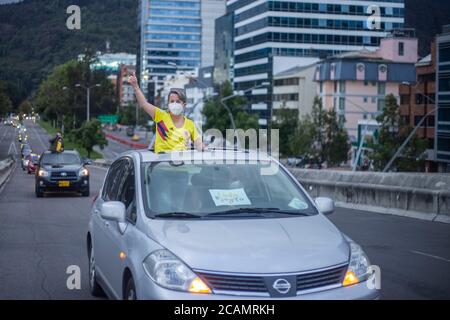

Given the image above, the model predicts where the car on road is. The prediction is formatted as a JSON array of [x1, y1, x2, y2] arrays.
[[35, 150, 90, 197], [27, 154, 40, 174], [87, 149, 379, 300], [20, 143, 32, 162]]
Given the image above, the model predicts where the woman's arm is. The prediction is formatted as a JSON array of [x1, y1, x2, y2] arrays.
[[194, 137, 206, 152], [128, 72, 158, 120]]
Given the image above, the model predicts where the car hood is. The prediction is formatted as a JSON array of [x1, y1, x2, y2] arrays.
[[42, 164, 81, 171], [146, 215, 350, 274]]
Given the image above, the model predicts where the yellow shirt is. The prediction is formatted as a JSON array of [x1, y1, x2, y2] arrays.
[[154, 108, 199, 153]]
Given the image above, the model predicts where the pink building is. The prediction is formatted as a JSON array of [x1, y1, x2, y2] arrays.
[[314, 30, 418, 149]]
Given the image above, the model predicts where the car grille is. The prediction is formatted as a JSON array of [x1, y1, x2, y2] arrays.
[[296, 264, 347, 292], [197, 264, 347, 296], [50, 171, 78, 181], [198, 273, 267, 293]]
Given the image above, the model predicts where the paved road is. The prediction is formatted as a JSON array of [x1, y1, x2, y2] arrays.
[[0, 121, 449, 299]]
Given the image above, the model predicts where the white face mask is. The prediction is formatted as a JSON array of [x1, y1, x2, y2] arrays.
[[168, 102, 184, 116]]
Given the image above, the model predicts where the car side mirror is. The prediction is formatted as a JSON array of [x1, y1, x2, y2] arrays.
[[315, 197, 335, 215], [83, 158, 93, 165], [101, 202, 126, 222]]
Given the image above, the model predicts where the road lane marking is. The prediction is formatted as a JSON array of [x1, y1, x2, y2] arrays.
[[410, 250, 450, 263]]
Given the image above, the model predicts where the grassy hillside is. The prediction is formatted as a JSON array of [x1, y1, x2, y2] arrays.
[[0, 0, 138, 104]]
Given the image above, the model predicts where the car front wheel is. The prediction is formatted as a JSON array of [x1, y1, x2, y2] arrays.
[[35, 185, 43, 198], [88, 245, 104, 297], [124, 277, 137, 300]]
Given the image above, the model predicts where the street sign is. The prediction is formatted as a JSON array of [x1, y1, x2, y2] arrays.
[[98, 115, 119, 124]]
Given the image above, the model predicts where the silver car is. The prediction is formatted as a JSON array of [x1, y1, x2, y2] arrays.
[[87, 149, 379, 300]]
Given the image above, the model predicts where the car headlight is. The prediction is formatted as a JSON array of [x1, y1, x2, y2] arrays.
[[38, 169, 49, 177], [79, 168, 89, 177], [143, 250, 211, 294], [343, 242, 371, 287]]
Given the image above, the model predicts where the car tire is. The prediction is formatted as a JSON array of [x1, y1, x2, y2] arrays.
[[124, 277, 137, 300], [35, 186, 43, 198], [82, 188, 90, 197], [88, 245, 105, 297]]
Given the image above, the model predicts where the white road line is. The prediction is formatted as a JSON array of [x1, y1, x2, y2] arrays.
[[410, 250, 450, 263]]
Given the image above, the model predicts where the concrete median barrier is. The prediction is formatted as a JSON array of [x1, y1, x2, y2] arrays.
[[0, 156, 16, 191], [290, 169, 450, 222]]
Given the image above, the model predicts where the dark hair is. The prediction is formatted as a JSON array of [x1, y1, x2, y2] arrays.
[[168, 88, 187, 104]]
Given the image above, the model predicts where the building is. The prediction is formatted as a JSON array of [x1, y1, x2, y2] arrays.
[[213, 12, 234, 86], [91, 52, 137, 74], [201, 0, 227, 68], [273, 63, 317, 118], [185, 66, 215, 123], [399, 44, 437, 172], [118, 64, 137, 107], [226, 0, 405, 126], [314, 30, 417, 160], [436, 25, 450, 172], [138, 0, 225, 98]]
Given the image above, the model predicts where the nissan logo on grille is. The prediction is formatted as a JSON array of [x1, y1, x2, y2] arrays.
[[61, 172, 67, 177], [272, 278, 291, 294]]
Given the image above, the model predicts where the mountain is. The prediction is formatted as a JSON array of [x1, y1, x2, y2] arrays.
[[0, 0, 138, 106], [0, 0, 450, 106]]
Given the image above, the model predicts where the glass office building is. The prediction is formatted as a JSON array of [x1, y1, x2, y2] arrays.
[[139, 0, 202, 96], [138, 0, 225, 99], [436, 25, 450, 171], [226, 0, 405, 126]]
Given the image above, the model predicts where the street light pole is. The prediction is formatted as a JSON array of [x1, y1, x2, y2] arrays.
[[75, 83, 101, 122], [382, 82, 437, 173]]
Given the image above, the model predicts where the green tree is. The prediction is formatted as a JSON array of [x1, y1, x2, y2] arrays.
[[271, 104, 299, 157], [368, 94, 427, 171], [270, 97, 349, 165], [323, 109, 351, 166], [18, 100, 33, 116], [0, 81, 13, 117], [35, 56, 117, 131], [71, 119, 108, 158], [203, 81, 259, 135]]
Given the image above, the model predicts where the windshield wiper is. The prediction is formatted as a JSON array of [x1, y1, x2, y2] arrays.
[[205, 208, 311, 217], [154, 212, 203, 219]]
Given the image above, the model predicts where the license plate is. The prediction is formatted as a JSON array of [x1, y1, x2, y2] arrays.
[[59, 181, 70, 187]]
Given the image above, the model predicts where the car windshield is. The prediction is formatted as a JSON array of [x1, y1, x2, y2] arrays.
[[41, 153, 81, 165], [142, 161, 318, 218]]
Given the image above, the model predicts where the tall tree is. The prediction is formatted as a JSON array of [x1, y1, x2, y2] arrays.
[[271, 104, 299, 157], [71, 119, 107, 158], [203, 81, 259, 134], [0, 81, 12, 117], [368, 94, 427, 171]]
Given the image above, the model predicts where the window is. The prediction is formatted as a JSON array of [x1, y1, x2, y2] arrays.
[[400, 94, 409, 105], [415, 94, 424, 105], [377, 99, 385, 111], [378, 82, 386, 95], [339, 81, 346, 93], [102, 159, 126, 201], [364, 97, 368, 103], [399, 42, 405, 56], [118, 158, 137, 224], [339, 97, 345, 110]]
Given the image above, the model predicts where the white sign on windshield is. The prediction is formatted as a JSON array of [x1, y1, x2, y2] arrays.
[[209, 188, 252, 207]]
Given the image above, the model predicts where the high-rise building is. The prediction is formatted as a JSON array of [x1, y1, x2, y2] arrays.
[[436, 25, 450, 172], [138, 0, 225, 99], [201, 0, 227, 68], [399, 42, 437, 172], [226, 0, 405, 126]]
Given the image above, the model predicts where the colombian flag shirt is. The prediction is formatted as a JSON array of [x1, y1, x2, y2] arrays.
[[154, 108, 199, 153]]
